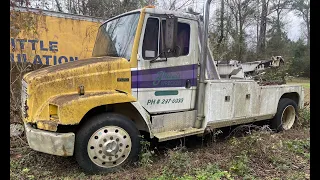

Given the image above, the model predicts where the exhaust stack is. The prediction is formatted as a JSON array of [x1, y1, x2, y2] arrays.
[[195, 0, 212, 128]]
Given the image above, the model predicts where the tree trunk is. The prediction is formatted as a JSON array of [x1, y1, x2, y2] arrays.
[[307, 18, 310, 47], [276, 9, 281, 39], [54, 0, 63, 12], [305, 9, 310, 47], [218, 0, 225, 45], [81, 0, 87, 15], [257, 0, 267, 57], [256, 23, 258, 52], [238, 3, 243, 61]]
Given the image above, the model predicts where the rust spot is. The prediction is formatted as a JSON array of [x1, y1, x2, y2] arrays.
[[36, 120, 58, 131], [51, 94, 80, 105], [50, 91, 116, 106], [24, 56, 122, 80], [62, 145, 67, 156]]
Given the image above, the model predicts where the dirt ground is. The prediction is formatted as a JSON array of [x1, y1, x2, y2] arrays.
[[10, 83, 310, 180]]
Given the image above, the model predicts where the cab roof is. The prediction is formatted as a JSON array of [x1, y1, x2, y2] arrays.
[[101, 7, 200, 25]]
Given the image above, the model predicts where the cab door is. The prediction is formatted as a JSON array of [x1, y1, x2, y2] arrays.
[[133, 14, 199, 114]]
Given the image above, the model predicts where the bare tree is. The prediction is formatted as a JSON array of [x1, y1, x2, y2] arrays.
[[10, 0, 30, 7], [160, 0, 194, 11], [227, 0, 256, 61], [218, 0, 225, 46], [257, 0, 270, 57], [292, 0, 310, 47], [54, 0, 63, 12], [269, 0, 291, 39]]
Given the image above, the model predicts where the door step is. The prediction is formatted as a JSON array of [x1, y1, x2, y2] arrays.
[[154, 128, 204, 142]]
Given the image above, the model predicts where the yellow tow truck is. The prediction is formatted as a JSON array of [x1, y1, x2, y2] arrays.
[[21, 2, 304, 174]]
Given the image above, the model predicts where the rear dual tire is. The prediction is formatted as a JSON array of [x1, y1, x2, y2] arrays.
[[270, 98, 298, 132]]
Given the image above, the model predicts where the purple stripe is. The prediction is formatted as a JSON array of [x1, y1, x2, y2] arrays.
[[132, 69, 195, 81], [131, 64, 196, 76], [131, 64, 198, 88]]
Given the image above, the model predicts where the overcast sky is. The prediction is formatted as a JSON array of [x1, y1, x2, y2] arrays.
[[157, 0, 304, 41]]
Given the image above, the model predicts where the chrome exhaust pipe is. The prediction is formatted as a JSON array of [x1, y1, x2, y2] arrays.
[[195, 0, 212, 128]]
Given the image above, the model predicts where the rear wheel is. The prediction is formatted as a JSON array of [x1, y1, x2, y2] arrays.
[[75, 113, 141, 174], [271, 98, 298, 132]]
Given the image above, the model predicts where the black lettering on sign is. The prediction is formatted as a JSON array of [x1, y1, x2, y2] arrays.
[[117, 78, 129, 82]]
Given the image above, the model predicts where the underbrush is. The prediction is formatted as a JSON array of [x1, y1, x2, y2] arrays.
[[147, 123, 309, 180], [295, 107, 310, 128], [149, 148, 232, 180]]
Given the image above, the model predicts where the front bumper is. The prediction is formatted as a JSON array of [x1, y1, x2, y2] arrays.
[[24, 123, 75, 156]]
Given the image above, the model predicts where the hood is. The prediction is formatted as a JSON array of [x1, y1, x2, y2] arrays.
[[24, 56, 128, 83], [22, 56, 132, 123]]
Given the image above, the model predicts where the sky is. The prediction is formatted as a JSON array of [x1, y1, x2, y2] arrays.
[[157, 0, 304, 41], [285, 11, 304, 41]]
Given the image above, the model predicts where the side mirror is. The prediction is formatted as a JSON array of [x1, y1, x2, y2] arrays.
[[165, 15, 178, 51]]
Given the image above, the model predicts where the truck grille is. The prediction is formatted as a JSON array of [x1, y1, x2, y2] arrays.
[[21, 79, 28, 118]]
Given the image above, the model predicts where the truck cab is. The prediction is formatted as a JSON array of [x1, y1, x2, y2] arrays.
[[21, 5, 304, 174]]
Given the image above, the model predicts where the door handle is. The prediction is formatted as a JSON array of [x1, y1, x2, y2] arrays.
[[185, 79, 191, 89]]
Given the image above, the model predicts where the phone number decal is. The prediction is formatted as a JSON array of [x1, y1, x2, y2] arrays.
[[146, 98, 184, 105]]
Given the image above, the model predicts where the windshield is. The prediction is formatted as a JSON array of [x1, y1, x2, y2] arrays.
[[92, 13, 140, 60]]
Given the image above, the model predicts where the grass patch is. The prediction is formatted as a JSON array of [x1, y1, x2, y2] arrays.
[[286, 77, 310, 89], [286, 78, 310, 89], [284, 139, 310, 159], [229, 152, 252, 178], [286, 77, 310, 84], [149, 149, 233, 180], [286, 82, 310, 88]]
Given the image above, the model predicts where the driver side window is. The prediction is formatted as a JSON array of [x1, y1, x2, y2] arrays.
[[142, 18, 159, 60], [142, 17, 191, 60]]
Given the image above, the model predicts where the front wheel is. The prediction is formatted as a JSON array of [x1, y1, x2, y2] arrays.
[[270, 98, 298, 132], [75, 113, 141, 174]]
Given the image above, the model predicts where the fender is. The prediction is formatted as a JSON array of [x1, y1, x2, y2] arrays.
[[259, 85, 304, 116], [43, 91, 136, 126], [130, 101, 154, 138]]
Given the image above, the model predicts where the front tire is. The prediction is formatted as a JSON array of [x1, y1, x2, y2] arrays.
[[75, 113, 141, 174], [270, 98, 298, 132]]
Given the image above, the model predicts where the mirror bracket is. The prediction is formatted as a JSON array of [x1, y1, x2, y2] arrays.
[[165, 14, 178, 52]]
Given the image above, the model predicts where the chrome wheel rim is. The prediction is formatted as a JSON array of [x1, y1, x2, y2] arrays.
[[281, 105, 296, 130], [87, 126, 132, 168]]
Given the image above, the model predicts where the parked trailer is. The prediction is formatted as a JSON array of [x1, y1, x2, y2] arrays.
[[21, 3, 303, 174], [10, 6, 103, 65]]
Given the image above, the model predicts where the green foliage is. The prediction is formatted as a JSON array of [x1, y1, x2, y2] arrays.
[[229, 152, 251, 177], [284, 139, 310, 159], [148, 148, 191, 180], [150, 162, 233, 180], [194, 164, 233, 180], [266, 20, 291, 56], [296, 107, 310, 128], [22, 167, 30, 173], [287, 171, 309, 180], [139, 136, 154, 167], [150, 148, 232, 180], [269, 153, 289, 167], [164, 148, 192, 177], [287, 39, 310, 77], [256, 64, 288, 84]]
